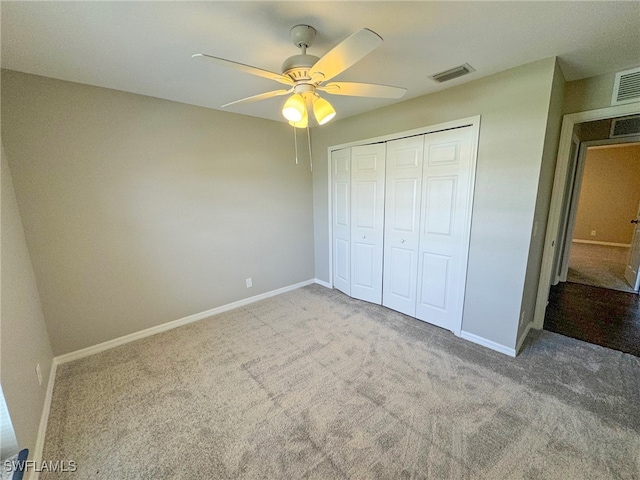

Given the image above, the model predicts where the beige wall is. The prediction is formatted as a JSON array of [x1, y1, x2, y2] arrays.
[[573, 144, 640, 244], [564, 71, 616, 114], [518, 60, 566, 342], [1, 70, 315, 355], [1, 143, 54, 456], [312, 57, 557, 350], [564, 66, 639, 115]]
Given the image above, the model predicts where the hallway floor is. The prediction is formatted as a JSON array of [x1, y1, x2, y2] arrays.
[[544, 281, 640, 357], [567, 242, 635, 293]]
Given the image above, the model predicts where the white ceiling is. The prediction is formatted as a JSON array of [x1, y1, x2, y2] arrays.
[[2, 1, 639, 124]]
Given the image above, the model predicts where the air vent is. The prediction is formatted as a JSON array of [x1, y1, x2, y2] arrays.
[[611, 66, 640, 106], [610, 115, 640, 138], [429, 64, 475, 83]]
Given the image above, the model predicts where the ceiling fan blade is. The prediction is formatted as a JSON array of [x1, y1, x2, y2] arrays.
[[319, 81, 407, 99], [221, 89, 292, 108], [192, 53, 293, 86], [310, 28, 383, 83]]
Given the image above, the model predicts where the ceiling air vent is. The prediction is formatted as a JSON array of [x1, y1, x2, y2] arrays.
[[610, 115, 640, 139], [429, 63, 475, 83], [611, 66, 640, 106]]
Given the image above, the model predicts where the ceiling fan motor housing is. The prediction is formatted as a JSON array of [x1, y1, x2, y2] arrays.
[[281, 54, 320, 81], [283, 25, 321, 82], [290, 25, 316, 49]]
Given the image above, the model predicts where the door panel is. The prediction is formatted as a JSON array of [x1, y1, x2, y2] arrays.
[[383, 136, 424, 316], [424, 176, 457, 235], [389, 247, 416, 299], [350, 144, 386, 303], [416, 127, 475, 333], [334, 238, 350, 288], [353, 243, 375, 288], [625, 201, 640, 291], [392, 179, 420, 231], [354, 182, 377, 228], [419, 252, 450, 310], [332, 148, 351, 295]]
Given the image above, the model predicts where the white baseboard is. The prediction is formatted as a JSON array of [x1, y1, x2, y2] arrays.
[[459, 331, 516, 357], [29, 360, 57, 480], [573, 239, 631, 248], [314, 278, 332, 289], [55, 279, 316, 365], [516, 321, 533, 354]]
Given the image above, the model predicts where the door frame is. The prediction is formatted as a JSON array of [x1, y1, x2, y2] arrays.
[[557, 136, 640, 283], [327, 116, 481, 334], [533, 102, 640, 329], [625, 198, 640, 291]]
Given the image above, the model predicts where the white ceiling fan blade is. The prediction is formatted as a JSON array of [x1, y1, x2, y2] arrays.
[[221, 89, 292, 108], [319, 82, 407, 99], [310, 28, 383, 83], [192, 54, 293, 86]]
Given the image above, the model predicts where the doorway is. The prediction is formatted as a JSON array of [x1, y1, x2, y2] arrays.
[[560, 142, 640, 293], [537, 108, 640, 355]]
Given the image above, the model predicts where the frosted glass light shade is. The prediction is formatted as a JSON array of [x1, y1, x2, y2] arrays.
[[282, 94, 306, 122], [289, 108, 308, 128], [313, 96, 336, 125]]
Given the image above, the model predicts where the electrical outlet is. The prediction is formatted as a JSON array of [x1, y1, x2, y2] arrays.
[[36, 363, 43, 386], [246, 277, 253, 288], [591, 230, 596, 236]]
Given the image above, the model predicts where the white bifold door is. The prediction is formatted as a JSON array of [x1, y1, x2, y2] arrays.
[[415, 127, 475, 332], [382, 136, 424, 316], [350, 144, 386, 303], [332, 148, 351, 295], [382, 126, 476, 333], [332, 144, 386, 303], [333, 125, 476, 335]]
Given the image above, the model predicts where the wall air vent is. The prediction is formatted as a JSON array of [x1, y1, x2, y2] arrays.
[[429, 63, 475, 83], [610, 115, 640, 139], [611, 66, 640, 106]]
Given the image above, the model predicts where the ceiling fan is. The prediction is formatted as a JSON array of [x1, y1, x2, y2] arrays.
[[193, 25, 407, 128]]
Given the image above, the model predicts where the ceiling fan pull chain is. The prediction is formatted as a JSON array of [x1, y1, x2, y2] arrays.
[[293, 126, 299, 165], [307, 125, 313, 172]]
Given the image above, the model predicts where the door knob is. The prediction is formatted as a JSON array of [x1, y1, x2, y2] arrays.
[[632, 219, 639, 224], [400, 239, 405, 243], [362, 235, 366, 239]]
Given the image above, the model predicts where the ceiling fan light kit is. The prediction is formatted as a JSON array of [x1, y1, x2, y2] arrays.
[[289, 107, 308, 129], [313, 95, 336, 125], [282, 93, 306, 122], [193, 24, 406, 165]]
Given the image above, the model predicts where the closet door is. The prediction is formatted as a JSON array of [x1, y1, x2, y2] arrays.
[[350, 144, 386, 304], [416, 127, 475, 333], [332, 148, 351, 295], [382, 136, 424, 316]]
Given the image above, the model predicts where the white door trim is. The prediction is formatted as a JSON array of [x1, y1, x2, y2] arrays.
[[533, 102, 640, 329], [553, 133, 581, 284], [558, 135, 640, 282], [327, 116, 481, 295]]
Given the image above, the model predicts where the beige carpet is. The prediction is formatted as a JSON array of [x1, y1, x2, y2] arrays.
[[41, 285, 640, 479], [567, 242, 636, 293]]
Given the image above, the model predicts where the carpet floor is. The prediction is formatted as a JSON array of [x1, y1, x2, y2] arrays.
[[41, 285, 640, 479], [567, 242, 635, 293]]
